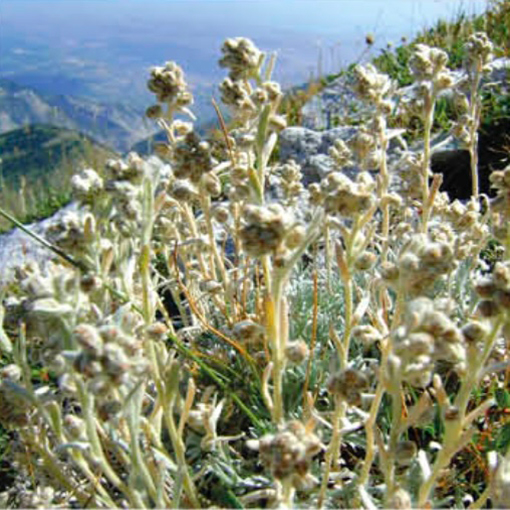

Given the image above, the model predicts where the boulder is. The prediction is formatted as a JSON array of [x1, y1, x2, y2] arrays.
[[0, 203, 79, 284], [278, 126, 357, 183]]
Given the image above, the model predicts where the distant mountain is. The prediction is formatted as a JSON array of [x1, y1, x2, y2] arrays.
[[0, 124, 116, 188], [0, 79, 156, 152]]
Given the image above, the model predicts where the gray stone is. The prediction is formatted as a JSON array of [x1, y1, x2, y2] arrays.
[[319, 126, 357, 153], [305, 154, 336, 183], [0, 203, 78, 284], [278, 127, 322, 163], [278, 126, 358, 183], [488, 57, 510, 83]]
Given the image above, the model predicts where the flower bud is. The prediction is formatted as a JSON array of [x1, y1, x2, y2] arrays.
[[444, 405, 460, 421], [212, 205, 229, 223], [0, 364, 21, 382], [355, 251, 377, 271], [146, 104, 163, 119], [64, 414, 85, 439], [476, 299, 499, 318], [232, 320, 265, 343], [73, 324, 104, 357], [389, 488, 412, 509], [395, 440, 417, 467], [285, 340, 310, 364], [285, 225, 306, 250], [462, 321, 488, 343], [202, 173, 222, 197]]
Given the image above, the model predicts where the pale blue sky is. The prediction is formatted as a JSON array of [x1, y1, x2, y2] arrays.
[[0, 0, 489, 111]]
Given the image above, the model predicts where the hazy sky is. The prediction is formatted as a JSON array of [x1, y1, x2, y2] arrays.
[[0, 0, 489, 110]]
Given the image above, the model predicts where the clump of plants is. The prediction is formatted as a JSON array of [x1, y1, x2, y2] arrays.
[[0, 32, 509, 509]]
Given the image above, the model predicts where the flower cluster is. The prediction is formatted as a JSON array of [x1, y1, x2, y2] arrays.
[[465, 31, 494, 74], [172, 132, 214, 183], [272, 159, 304, 205], [317, 171, 375, 218], [247, 420, 322, 487], [71, 168, 104, 205], [66, 315, 148, 394], [438, 198, 489, 259], [147, 61, 193, 111], [352, 63, 393, 105], [381, 234, 456, 295], [219, 78, 257, 117], [219, 37, 262, 80], [390, 298, 466, 387], [409, 44, 450, 82], [327, 367, 369, 406], [328, 138, 353, 170], [475, 260, 510, 316], [239, 204, 292, 257], [490, 164, 510, 217]]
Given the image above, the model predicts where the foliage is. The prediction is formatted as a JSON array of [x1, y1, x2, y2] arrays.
[[0, 125, 115, 231]]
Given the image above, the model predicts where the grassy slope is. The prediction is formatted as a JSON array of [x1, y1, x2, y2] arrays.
[[0, 124, 113, 186], [0, 124, 116, 230]]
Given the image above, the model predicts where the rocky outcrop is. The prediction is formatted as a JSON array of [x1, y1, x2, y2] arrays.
[[278, 126, 357, 183], [288, 58, 510, 199], [0, 204, 78, 284]]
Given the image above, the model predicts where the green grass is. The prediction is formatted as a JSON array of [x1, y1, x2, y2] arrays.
[[0, 124, 116, 231], [373, 0, 509, 87]]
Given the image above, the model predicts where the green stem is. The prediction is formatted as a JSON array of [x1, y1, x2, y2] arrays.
[[341, 278, 353, 368], [76, 378, 143, 507], [468, 67, 482, 198], [268, 272, 285, 424], [357, 340, 390, 488], [162, 403, 201, 508], [384, 383, 404, 505], [127, 382, 159, 504], [417, 315, 504, 506], [376, 110, 390, 262], [255, 104, 271, 199], [140, 244, 152, 324], [280, 478, 296, 509], [420, 91, 436, 234], [318, 398, 346, 508]]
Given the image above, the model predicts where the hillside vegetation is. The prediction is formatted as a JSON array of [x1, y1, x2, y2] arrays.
[[0, 124, 115, 230]]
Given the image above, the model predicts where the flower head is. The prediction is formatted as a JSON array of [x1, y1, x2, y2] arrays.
[[219, 37, 262, 80]]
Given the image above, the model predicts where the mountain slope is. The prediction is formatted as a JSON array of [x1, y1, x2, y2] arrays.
[[0, 124, 116, 231], [0, 79, 156, 152], [0, 124, 115, 187]]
